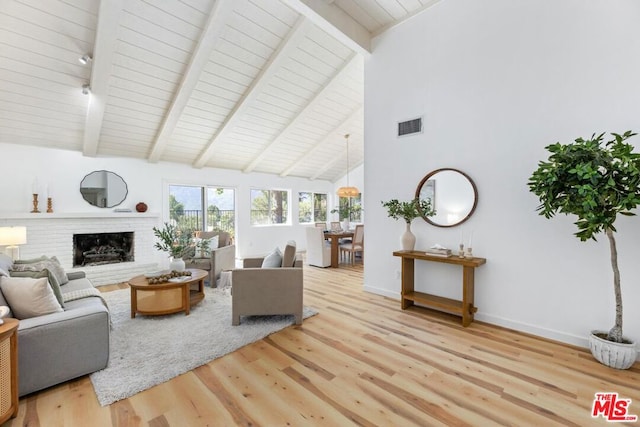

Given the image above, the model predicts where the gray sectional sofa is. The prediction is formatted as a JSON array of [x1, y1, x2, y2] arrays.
[[0, 263, 110, 396]]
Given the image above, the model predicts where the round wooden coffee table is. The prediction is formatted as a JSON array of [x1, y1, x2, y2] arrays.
[[129, 269, 207, 318]]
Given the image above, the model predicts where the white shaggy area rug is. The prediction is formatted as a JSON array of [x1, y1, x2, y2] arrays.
[[90, 287, 317, 406]]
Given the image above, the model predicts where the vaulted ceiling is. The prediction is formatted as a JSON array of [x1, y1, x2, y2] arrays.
[[0, 0, 440, 182]]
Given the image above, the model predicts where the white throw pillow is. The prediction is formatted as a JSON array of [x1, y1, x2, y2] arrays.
[[0, 276, 63, 319], [261, 247, 282, 268]]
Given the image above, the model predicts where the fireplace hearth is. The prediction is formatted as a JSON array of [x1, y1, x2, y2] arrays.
[[73, 232, 134, 267]]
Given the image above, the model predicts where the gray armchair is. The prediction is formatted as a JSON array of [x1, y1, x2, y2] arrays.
[[184, 231, 235, 286], [231, 242, 303, 325]]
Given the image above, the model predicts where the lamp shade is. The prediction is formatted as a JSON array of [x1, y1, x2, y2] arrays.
[[0, 226, 27, 246], [336, 186, 360, 197]]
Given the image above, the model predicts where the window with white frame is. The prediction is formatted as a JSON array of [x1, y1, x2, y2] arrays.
[[250, 189, 289, 225], [298, 192, 327, 223]]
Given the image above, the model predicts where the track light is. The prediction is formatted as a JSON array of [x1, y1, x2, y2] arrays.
[[82, 83, 91, 95], [79, 54, 92, 65]]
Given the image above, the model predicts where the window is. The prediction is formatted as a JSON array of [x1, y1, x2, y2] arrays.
[[250, 189, 289, 225], [169, 185, 235, 237], [298, 192, 327, 224], [337, 194, 362, 222]]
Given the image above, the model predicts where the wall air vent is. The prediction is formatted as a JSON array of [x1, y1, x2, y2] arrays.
[[397, 117, 423, 137]]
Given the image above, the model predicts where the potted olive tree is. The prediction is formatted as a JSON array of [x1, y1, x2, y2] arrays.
[[153, 223, 208, 272], [528, 131, 640, 369], [381, 197, 435, 251]]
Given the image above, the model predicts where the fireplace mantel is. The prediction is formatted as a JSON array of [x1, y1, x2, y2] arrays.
[[0, 212, 160, 219]]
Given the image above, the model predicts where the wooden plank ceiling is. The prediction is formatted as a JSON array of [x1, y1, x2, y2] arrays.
[[0, 0, 439, 182]]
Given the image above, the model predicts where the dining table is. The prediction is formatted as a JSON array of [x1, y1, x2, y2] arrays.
[[324, 231, 354, 268]]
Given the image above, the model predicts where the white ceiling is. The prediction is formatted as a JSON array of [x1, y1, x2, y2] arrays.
[[0, 0, 440, 182]]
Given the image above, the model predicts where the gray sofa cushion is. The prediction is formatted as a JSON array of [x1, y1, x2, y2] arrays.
[[16, 274, 110, 396]]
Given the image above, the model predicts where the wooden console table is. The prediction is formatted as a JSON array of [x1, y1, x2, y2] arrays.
[[393, 250, 486, 326]]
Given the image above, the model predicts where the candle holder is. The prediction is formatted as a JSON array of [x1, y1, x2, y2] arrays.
[[47, 197, 53, 213], [466, 247, 473, 258], [31, 193, 40, 213], [458, 243, 465, 258]]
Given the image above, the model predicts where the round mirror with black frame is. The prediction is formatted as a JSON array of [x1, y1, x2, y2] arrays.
[[415, 168, 478, 227], [80, 170, 128, 208]]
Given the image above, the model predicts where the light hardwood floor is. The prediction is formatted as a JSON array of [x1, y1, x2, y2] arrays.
[[6, 261, 640, 427]]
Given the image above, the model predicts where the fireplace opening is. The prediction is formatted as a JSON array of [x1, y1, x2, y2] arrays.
[[73, 232, 134, 267]]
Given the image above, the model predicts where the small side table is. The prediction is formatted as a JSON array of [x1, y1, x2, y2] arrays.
[[0, 318, 19, 423]]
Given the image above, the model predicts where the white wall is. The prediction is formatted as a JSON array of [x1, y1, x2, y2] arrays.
[[0, 143, 334, 259], [364, 0, 640, 352]]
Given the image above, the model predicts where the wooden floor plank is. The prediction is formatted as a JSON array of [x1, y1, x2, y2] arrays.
[[6, 261, 639, 426]]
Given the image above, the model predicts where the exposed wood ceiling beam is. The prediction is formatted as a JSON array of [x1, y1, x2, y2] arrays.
[[147, 0, 235, 163], [82, 0, 124, 157], [193, 17, 310, 169], [280, 105, 362, 178], [371, 0, 443, 38], [243, 53, 359, 174], [280, 0, 371, 56]]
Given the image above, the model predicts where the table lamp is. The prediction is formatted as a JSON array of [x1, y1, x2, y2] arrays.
[[0, 226, 27, 261]]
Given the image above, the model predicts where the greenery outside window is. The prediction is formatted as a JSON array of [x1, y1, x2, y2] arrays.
[[337, 195, 362, 222], [169, 185, 236, 237], [298, 192, 327, 223], [250, 189, 289, 225]]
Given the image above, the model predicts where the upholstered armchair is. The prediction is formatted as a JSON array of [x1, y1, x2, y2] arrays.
[[184, 231, 235, 286], [231, 242, 303, 325]]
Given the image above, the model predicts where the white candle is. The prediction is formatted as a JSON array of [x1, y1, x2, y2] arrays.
[[460, 230, 463, 245], [468, 230, 473, 248], [46, 184, 50, 198], [32, 178, 38, 194]]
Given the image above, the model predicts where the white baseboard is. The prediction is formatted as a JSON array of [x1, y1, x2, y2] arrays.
[[362, 285, 639, 362], [363, 284, 399, 300]]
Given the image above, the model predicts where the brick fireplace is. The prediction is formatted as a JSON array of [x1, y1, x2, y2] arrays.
[[0, 213, 161, 286]]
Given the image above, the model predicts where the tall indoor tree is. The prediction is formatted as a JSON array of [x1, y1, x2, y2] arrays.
[[528, 131, 640, 366]]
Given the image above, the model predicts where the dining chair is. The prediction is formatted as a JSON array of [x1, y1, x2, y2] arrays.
[[339, 224, 364, 265], [315, 222, 327, 231], [330, 221, 342, 232]]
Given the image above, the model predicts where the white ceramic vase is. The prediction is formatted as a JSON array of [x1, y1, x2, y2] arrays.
[[401, 222, 416, 251], [589, 330, 637, 370], [342, 219, 350, 231], [169, 257, 186, 272]]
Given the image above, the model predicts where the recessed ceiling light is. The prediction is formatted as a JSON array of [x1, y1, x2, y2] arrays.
[[79, 54, 92, 65]]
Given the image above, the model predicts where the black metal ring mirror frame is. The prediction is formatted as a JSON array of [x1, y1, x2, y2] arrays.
[[415, 167, 478, 227]]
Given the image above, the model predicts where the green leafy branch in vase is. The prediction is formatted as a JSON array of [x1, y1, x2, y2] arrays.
[[381, 197, 435, 223], [152, 222, 208, 258]]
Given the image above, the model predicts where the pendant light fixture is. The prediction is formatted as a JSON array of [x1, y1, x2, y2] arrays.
[[336, 133, 359, 197]]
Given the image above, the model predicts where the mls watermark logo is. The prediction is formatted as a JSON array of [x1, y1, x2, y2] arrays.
[[592, 392, 638, 422]]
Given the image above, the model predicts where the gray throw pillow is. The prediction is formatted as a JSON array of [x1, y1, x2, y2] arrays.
[[11, 258, 69, 286], [261, 247, 282, 268], [0, 253, 12, 272]]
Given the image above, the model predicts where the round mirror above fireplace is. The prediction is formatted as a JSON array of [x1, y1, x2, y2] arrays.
[[80, 170, 128, 208]]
